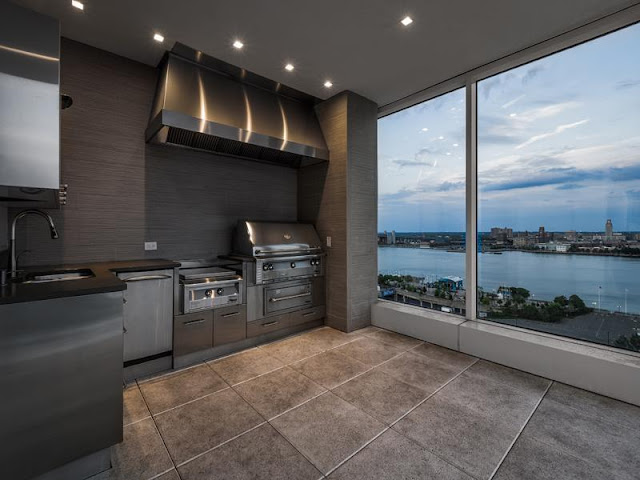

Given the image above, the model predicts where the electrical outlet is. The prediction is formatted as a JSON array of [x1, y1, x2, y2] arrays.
[[326, 236, 332, 247], [144, 241, 157, 251]]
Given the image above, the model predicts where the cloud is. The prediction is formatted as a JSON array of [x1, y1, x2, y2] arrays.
[[393, 159, 434, 167], [616, 79, 640, 89], [437, 181, 465, 192], [522, 65, 545, 84], [556, 183, 582, 190], [515, 119, 589, 150], [501, 95, 525, 109]]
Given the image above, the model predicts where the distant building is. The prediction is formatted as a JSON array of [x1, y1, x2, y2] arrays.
[[565, 230, 577, 241], [437, 276, 463, 292], [538, 226, 547, 243], [490, 227, 513, 241], [605, 219, 613, 242], [390, 230, 396, 245]]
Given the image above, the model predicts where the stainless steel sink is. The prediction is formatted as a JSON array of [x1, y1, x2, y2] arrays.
[[16, 269, 95, 284]]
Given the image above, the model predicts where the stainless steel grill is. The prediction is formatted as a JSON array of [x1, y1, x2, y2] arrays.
[[230, 221, 326, 326]]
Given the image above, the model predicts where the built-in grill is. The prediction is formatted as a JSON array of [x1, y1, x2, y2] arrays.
[[230, 221, 326, 330], [178, 265, 243, 314]]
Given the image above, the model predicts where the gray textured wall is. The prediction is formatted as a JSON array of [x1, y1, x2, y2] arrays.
[[301, 91, 378, 332], [10, 39, 297, 267]]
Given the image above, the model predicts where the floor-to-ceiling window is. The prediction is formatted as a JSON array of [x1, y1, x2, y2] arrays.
[[378, 88, 466, 316], [378, 20, 640, 353], [477, 22, 640, 351]]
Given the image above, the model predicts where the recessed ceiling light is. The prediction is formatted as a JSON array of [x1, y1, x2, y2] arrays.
[[324, 80, 333, 88], [285, 63, 295, 72], [401, 16, 413, 26], [153, 33, 165, 43], [71, 0, 84, 10], [421, 127, 429, 132], [453, 143, 459, 147], [438, 136, 444, 140], [233, 40, 244, 49]]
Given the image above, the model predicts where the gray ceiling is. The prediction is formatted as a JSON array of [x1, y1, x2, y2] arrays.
[[12, 0, 640, 107]]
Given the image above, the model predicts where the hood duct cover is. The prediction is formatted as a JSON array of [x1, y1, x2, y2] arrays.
[[145, 44, 329, 168]]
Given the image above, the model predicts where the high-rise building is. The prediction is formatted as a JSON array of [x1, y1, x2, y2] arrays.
[[391, 230, 396, 245], [605, 219, 613, 241], [538, 226, 547, 243]]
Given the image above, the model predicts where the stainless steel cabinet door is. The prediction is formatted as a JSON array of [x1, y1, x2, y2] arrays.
[[118, 269, 173, 362]]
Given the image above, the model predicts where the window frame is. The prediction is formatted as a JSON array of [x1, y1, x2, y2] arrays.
[[377, 5, 640, 324]]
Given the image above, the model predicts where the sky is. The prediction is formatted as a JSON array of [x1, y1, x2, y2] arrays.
[[378, 22, 640, 233]]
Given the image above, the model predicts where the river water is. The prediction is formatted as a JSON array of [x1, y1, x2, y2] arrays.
[[378, 247, 640, 314]]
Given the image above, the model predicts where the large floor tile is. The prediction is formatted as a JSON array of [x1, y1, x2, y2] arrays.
[[123, 384, 150, 426], [139, 364, 228, 414], [271, 392, 385, 475], [154, 388, 264, 465], [346, 325, 381, 337], [332, 369, 427, 424], [411, 343, 477, 369], [233, 366, 326, 419], [90, 418, 173, 480], [393, 395, 518, 479], [259, 335, 327, 364], [208, 348, 284, 385], [333, 336, 402, 367], [378, 350, 465, 393], [366, 329, 423, 351], [329, 429, 473, 480], [178, 423, 321, 480], [546, 382, 640, 430], [155, 469, 180, 480], [464, 360, 551, 396], [493, 433, 633, 480], [523, 397, 640, 479], [298, 327, 353, 350], [291, 349, 369, 389], [437, 370, 540, 427]]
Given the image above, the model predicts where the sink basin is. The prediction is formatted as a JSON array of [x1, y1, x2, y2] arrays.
[[16, 268, 95, 284]]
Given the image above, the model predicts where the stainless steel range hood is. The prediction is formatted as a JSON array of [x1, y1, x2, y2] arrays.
[[145, 44, 329, 168]]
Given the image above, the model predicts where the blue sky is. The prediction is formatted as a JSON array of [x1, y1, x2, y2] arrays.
[[378, 22, 640, 233]]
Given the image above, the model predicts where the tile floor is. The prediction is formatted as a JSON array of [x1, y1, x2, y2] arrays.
[[92, 325, 640, 480]]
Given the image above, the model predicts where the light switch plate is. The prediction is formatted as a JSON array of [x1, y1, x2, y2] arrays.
[[144, 241, 157, 251], [326, 236, 332, 247]]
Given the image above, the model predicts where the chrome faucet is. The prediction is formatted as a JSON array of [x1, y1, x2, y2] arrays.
[[10, 209, 59, 278]]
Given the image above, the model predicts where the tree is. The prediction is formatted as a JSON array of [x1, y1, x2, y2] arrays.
[[554, 295, 568, 306], [568, 294, 587, 311]]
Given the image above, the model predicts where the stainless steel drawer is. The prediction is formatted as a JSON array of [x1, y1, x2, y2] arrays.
[[289, 305, 326, 327], [264, 282, 312, 316], [173, 311, 213, 357], [214, 305, 247, 346], [247, 314, 288, 338]]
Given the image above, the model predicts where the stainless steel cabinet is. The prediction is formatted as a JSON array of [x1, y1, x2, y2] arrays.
[[174, 311, 213, 356], [213, 305, 246, 346], [117, 269, 173, 362]]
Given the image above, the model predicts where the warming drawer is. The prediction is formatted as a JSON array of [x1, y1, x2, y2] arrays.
[[264, 282, 312, 316]]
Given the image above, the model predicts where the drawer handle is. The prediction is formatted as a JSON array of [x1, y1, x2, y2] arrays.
[[184, 318, 205, 326], [269, 292, 311, 303], [124, 274, 172, 282], [302, 311, 316, 317], [262, 321, 279, 327], [222, 312, 240, 318]]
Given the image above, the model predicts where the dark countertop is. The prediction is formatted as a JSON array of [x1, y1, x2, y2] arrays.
[[0, 259, 180, 305]]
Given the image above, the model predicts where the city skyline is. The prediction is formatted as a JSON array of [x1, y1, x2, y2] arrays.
[[378, 22, 640, 233]]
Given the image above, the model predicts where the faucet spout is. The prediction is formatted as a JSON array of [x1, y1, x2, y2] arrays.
[[9, 209, 59, 278]]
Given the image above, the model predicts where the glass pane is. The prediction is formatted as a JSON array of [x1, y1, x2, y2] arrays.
[[378, 88, 466, 316], [478, 23, 640, 352]]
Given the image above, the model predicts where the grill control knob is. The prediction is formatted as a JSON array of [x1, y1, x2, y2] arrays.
[[205, 289, 213, 298], [290, 262, 296, 268], [263, 264, 269, 271], [268, 264, 274, 270], [216, 288, 224, 295]]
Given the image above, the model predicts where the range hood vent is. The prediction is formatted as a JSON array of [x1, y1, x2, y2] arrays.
[[146, 44, 329, 168]]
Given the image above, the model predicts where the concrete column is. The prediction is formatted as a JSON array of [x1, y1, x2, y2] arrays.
[[298, 91, 378, 332]]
